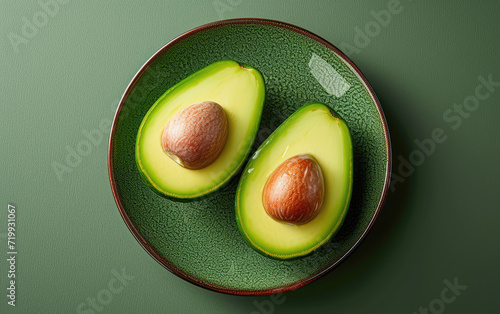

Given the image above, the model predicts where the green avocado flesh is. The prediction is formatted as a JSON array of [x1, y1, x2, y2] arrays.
[[136, 60, 265, 199], [236, 103, 353, 259]]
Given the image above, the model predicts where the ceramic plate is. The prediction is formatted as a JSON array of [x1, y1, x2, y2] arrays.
[[108, 19, 391, 295]]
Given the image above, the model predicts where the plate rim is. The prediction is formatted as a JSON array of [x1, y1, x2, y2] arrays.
[[108, 18, 392, 296]]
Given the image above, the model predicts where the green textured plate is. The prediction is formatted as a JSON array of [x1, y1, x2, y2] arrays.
[[108, 19, 391, 295]]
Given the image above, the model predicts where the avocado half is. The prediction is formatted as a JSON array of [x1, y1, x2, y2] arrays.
[[136, 60, 265, 199], [236, 103, 353, 259]]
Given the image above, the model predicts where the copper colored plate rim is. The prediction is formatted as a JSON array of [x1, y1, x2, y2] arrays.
[[107, 18, 392, 296]]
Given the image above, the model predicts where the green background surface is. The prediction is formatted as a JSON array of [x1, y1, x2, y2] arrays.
[[1, 0, 498, 313]]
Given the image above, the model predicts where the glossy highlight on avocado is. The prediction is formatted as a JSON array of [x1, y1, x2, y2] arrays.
[[136, 60, 265, 199], [236, 103, 353, 259]]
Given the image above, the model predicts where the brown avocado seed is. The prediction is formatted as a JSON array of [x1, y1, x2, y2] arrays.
[[262, 154, 325, 225], [161, 101, 228, 170]]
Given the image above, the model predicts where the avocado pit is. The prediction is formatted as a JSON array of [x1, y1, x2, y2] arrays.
[[262, 154, 325, 225], [161, 101, 228, 170]]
